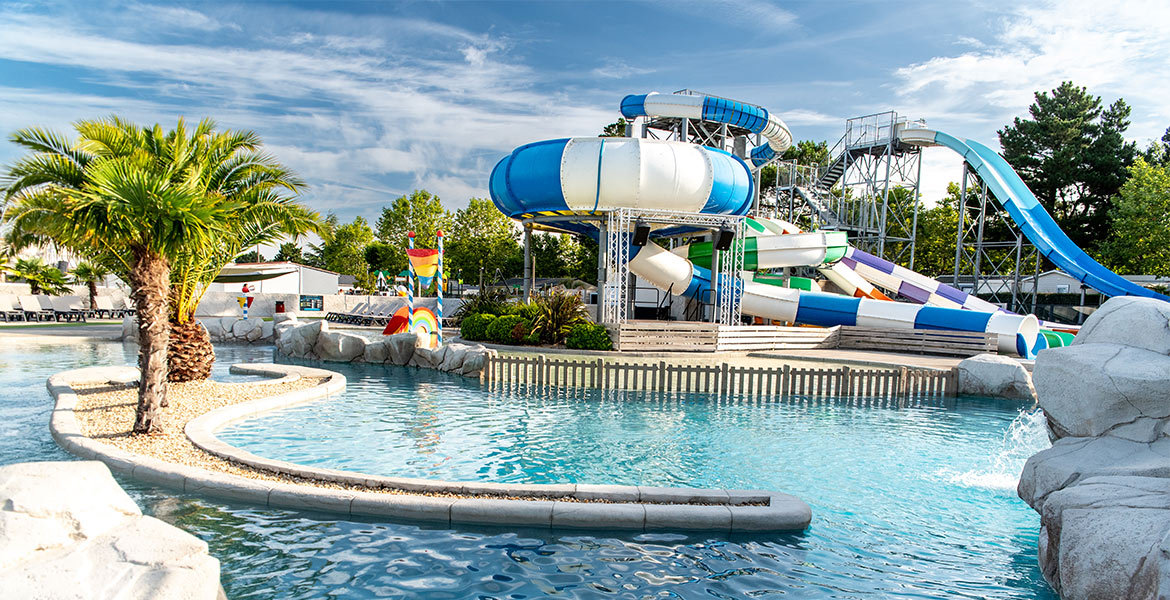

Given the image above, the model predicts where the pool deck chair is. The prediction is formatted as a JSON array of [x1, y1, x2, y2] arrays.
[[51, 296, 88, 322], [120, 297, 136, 316], [330, 302, 365, 323], [93, 296, 120, 319], [361, 303, 394, 326], [0, 295, 26, 321], [18, 295, 54, 321], [342, 303, 372, 325]]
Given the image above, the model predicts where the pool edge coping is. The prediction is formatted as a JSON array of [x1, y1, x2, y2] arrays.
[[47, 364, 812, 533]]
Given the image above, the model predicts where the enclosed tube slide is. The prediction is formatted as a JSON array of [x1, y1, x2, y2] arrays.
[[492, 134, 1043, 355], [619, 92, 793, 167], [842, 247, 1004, 313], [490, 137, 754, 219], [900, 128, 1170, 302]]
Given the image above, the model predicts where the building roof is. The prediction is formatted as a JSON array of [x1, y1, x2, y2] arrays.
[[227, 261, 340, 276]]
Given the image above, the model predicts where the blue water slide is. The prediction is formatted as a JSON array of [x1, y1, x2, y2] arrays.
[[930, 131, 1168, 302], [620, 92, 792, 167]]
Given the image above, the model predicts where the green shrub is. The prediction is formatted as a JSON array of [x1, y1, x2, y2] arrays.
[[503, 301, 541, 320], [565, 322, 612, 351], [459, 313, 497, 341], [486, 315, 533, 345], [453, 288, 509, 324], [532, 291, 587, 344], [510, 319, 535, 344]]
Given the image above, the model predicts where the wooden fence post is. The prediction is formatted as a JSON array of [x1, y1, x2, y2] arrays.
[[899, 366, 909, 398], [595, 358, 605, 389]]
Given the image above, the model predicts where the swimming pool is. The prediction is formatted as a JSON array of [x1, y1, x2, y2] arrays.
[[1, 339, 1056, 598]]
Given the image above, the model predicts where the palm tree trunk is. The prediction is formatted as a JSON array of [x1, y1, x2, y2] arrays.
[[87, 281, 98, 312], [168, 318, 215, 382], [130, 250, 170, 434]]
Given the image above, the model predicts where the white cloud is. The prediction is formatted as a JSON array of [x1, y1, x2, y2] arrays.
[[129, 3, 234, 32], [892, 0, 1170, 141], [918, 148, 966, 207], [591, 59, 654, 80], [0, 7, 614, 220], [777, 109, 841, 127]]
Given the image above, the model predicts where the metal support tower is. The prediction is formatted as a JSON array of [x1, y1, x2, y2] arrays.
[[638, 89, 752, 157], [837, 112, 922, 267], [951, 168, 1041, 314], [760, 111, 924, 269], [602, 208, 744, 326]]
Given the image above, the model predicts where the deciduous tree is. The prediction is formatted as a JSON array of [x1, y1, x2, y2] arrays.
[[1100, 158, 1170, 277], [375, 190, 451, 269], [446, 198, 521, 286]]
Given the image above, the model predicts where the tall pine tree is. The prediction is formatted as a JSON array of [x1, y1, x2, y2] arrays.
[[998, 82, 1136, 251]]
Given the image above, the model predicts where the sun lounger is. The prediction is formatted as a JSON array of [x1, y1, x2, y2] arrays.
[[327, 301, 365, 323], [50, 296, 88, 322], [360, 303, 394, 326], [120, 297, 136, 316], [93, 296, 120, 319], [18, 295, 53, 321], [0, 295, 26, 321], [341, 303, 372, 325]]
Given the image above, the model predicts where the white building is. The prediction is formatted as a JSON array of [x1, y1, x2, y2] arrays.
[[207, 262, 340, 295]]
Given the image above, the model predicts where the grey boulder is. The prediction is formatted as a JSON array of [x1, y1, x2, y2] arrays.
[[956, 353, 1035, 400]]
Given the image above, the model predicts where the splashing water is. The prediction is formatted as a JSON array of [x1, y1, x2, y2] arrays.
[[946, 408, 1051, 491]]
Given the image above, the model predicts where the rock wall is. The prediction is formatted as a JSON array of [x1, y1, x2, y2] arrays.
[[274, 319, 494, 378], [0, 461, 224, 599], [121, 315, 290, 344], [1018, 297, 1170, 600]]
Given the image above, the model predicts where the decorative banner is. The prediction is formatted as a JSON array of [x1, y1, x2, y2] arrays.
[[237, 296, 253, 318], [406, 248, 440, 290]]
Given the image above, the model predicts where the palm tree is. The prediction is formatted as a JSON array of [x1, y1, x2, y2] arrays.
[[2, 116, 318, 433], [70, 262, 109, 311], [161, 125, 318, 382], [10, 257, 70, 295]]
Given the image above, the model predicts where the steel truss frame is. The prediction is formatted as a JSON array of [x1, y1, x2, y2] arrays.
[[602, 208, 744, 326], [951, 168, 1040, 314], [838, 111, 922, 267]]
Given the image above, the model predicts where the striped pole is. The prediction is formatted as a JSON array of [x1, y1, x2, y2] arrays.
[[406, 231, 416, 334], [436, 229, 444, 346]]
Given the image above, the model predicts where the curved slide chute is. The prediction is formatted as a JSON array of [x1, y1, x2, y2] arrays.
[[620, 92, 793, 167], [901, 128, 1169, 303], [490, 137, 754, 219], [491, 99, 1046, 357]]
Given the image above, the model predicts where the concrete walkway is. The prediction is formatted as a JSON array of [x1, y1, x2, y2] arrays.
[[1, 322, 975, 371], [0, 322, 122, 340]]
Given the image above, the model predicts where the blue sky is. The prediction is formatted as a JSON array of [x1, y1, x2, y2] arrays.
[[2, 0, 1168, 234]]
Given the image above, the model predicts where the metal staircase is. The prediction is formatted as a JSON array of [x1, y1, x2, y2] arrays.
[[793, 186, 844, 229], [760, 111, 924, 262]]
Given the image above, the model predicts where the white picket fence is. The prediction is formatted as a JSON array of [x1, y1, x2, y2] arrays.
[[482, 354, 957, 399]]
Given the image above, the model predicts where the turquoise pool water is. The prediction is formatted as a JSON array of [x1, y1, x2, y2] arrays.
[[0, 340, 1056, 598]]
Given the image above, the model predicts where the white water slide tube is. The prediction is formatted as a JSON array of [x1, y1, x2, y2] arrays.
[[490, 92, 1045, 357]]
